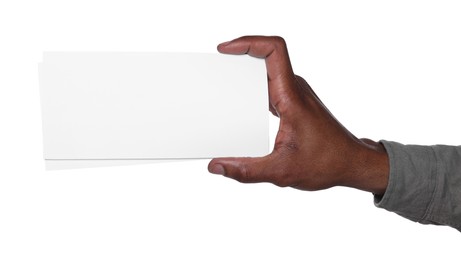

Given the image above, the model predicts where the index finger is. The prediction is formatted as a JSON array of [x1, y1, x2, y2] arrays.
[[217, 36, 299, 116], [218, 36, 294, 82]]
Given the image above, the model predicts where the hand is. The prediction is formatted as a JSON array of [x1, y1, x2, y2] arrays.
[[208, 36, 389, 195]]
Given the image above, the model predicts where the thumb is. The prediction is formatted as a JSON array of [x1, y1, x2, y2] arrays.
[[208, 156, 274, 184]]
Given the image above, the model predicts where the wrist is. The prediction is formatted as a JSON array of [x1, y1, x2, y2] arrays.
[[341, 139, 390, 195]]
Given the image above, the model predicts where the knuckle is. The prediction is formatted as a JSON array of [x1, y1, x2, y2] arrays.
[[270, 36, 287, 47], [274, 178, 290, 188], [295, 75, 307, 85], [234, 163, 252, 183], [269, 164, 295, 188], [273, 173, 293, 187]]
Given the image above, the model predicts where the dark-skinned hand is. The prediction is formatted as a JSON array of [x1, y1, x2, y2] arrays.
[[208, 36, 389, 195]]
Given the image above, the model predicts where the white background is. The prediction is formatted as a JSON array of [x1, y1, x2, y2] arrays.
[[0, 0, 460, 259]]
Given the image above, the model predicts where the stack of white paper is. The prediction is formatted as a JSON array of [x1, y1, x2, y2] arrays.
[[38, 52, 269, 170]]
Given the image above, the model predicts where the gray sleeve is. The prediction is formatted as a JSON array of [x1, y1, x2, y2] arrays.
[[375, 140, 461, 231]]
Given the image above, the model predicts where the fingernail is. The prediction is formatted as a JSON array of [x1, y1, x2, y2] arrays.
[[210, 164, 226, 175], [218, 41, 231, 46]]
